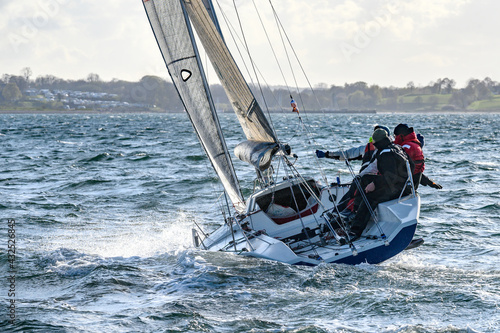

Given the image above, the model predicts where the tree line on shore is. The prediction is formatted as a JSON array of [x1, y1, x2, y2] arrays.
[[1, 68, 499, 112]]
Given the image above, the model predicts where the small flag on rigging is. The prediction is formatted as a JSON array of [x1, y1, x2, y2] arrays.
[[290, 98, 299, 114]]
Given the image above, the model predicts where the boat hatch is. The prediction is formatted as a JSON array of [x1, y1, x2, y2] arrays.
[[255, 179, 320, 224]]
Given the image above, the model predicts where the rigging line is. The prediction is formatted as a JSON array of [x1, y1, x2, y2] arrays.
[[217, 7, 287, 117], [265, 1, 335, 187], [220, 1, 345, 215], [283, 116, 307, 145], [250, 2, 379, 234], [285, 109, 332, 187], [289, 171, 324, 230], [342, 156, 386, 237], [268, 1, 348, 150], [283, 156, 326, 211], [331, 132, 387, 232], [268, 1, 308, 118], [269, 7, 354, 222], [284, 151, 351, 237], [267, 1, 365, 208], [281, 156, 348, 245], [286, 179, 321, 258], [268, 0, 316, 116], [214, 1, 258, 90], [251, 0, 291, 91], [213, 0, 299, 123], [269, 3, 297, 93], [298, 122, 331, 187], [250, 0, 311, 144], [264, 152, 286, 209], [277, 160, 318, 228], [215, 0, 284, 135], [230, 0, 273, 119], [268, 0, 355, 164], [231, 0, 257, 81]]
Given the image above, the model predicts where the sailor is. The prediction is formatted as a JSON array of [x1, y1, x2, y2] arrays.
[[393, 124, 443, 190], [393, 123, 426, 189], [318, 123, 442, 192], [316, 125, 390, 213], [348, 128, 412, 241], [316, 124, 391, 173]]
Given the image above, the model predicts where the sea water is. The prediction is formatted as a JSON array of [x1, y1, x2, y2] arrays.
[[0, 112, 499, 332]]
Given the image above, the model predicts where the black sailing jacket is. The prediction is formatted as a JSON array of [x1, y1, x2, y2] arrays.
[[371, 142, 413, 194]]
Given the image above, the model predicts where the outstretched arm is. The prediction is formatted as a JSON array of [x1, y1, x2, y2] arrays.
[[327, 145, 365, 161], [420, 174, 443, 189]]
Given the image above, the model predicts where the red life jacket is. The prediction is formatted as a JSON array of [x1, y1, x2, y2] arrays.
[[364, 142, 375, 155], [359, 142, 376, 172], [394, 131, 425, 174]]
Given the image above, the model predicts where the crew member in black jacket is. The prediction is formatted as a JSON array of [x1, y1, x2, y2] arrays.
[[348, 128, 412, 240]]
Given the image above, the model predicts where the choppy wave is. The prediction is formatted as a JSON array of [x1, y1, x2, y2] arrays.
[[1, 112, 499, 332]]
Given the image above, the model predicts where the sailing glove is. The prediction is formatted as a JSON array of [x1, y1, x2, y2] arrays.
[[417, 133, 425, 148], [316, 150, 326, 158], [316, 150, 341, 159], [429, 182, 443, 189]]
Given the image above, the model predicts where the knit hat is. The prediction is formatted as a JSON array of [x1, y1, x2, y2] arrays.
[[374, 125, 390, 136], [372, 128, 389, 143], [394, 123, 413, 136]]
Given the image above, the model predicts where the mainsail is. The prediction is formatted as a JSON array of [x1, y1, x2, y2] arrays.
[[200, 0, 222, 36], [142, 0, 245, 212], [183, 0, 277, 143]]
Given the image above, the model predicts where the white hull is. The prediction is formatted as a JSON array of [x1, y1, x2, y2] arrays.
[[194, 179, 420, 266]]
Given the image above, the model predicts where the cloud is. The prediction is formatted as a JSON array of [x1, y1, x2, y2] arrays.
[[0, 0, 164, 81], [0, 0, 498, 88], [405, 52, 456, 67]]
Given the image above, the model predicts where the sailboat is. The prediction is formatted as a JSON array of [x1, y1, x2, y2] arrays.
[[142, 0, 420, 265]]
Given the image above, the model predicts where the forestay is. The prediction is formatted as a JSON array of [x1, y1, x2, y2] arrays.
[[142, 0, 245, 212]]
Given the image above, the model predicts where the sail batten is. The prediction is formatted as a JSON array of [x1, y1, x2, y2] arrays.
[[143, 0, 245, 212]]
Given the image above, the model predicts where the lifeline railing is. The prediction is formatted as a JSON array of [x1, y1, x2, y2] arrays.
[[398, 160, 416, 202]]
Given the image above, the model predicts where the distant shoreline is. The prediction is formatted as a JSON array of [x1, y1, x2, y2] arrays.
[[0, 109, 499, 115], [0, 109, 169, 115]]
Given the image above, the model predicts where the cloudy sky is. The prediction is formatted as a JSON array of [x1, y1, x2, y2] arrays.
[[2, 0, 499, 88]]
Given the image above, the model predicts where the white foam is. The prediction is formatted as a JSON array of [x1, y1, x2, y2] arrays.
[[70, 211, 197, 258]]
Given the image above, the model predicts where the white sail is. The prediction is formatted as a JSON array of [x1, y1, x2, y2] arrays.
[[183, 0, 277, 144], [143, 0, 245, 212], [234, 140, 279, 171]]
